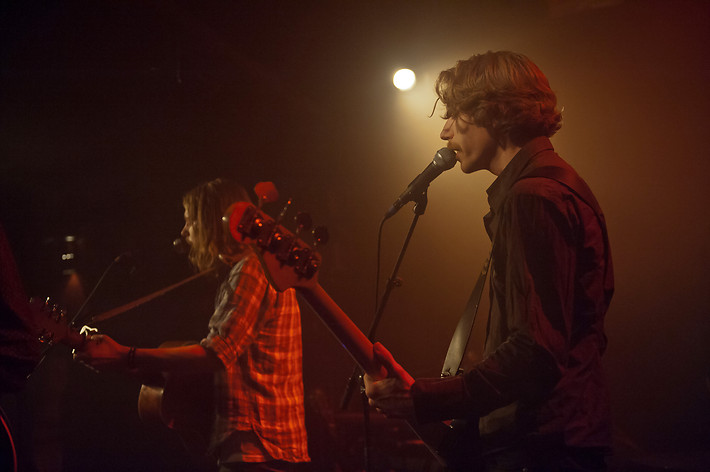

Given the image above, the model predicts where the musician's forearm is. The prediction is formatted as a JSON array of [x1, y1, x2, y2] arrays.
[[75, 333, 224, 375], [131, 344, 223, 374]]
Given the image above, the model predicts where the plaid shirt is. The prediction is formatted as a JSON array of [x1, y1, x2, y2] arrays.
[[200, 252, 309, 463]]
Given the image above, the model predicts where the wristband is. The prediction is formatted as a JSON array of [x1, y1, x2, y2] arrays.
[[127, 346, 137, 369]]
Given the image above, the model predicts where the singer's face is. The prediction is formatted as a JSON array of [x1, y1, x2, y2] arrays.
[[440, 115, 499, 174], [181, 207, 196, 246]]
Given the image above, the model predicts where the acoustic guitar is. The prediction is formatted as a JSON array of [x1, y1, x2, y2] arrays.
[[223, 201, 480, 471], [137, 341, 214, 457]]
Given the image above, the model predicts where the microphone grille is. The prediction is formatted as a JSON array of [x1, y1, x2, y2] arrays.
[[435, 148, 457, 169]]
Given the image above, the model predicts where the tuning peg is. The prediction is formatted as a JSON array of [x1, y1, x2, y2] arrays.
[[38, 329, 54, 346], [294, 212, 312, 235], [303, 256, 321, 279], [253, 182, 279, 208], [276, 198, 293, 224], [287, 247, 307, 266], [312, 225, 329, 247], [53, 307, 67, 322]]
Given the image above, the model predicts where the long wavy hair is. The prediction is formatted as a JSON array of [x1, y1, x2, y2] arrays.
[[182, 178, 252, 271], [435, 51, 562, 146]]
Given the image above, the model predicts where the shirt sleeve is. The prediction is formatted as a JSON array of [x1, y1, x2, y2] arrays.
[[200, 255, 272, 368]]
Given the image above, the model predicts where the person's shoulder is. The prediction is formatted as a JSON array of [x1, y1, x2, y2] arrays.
[[231, 251, 262, 273], [510, 175, 570, 200], [507, 175, 584, 223], [221, 250, 263, 282]]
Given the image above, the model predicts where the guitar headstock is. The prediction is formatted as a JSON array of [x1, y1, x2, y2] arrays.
[[224, 201, 328, 292], [29, 297, 85, 349]]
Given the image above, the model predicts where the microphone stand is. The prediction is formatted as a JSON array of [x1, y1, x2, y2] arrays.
[[71, 253, 130, 325], [340, 189, 429, 472], [34, 253, 132, 372]]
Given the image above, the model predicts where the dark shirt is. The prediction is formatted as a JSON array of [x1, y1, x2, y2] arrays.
[[411, 137, 614, 450]]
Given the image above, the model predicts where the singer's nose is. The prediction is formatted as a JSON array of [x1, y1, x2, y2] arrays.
[[440, 117, 454, 141]]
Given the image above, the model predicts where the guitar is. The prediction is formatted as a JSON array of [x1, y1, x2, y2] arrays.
[[29, 299, 214, 459], [223, 201, 479, 471], [137, 341, 214, 458], [30, 297, 87, 350]]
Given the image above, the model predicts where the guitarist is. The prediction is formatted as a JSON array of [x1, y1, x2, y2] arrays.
[[364, 51, 614, 472], [74, 179, 310, 472]]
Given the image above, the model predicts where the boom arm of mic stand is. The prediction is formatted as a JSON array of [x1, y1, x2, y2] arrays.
[[339, 189, 428, 410]]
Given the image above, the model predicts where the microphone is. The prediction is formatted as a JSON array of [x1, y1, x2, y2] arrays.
[[114, 250, 139, 276], [384, 147, 457, 219], [114, 251, 134, 264], [173, 237, 189, 255]]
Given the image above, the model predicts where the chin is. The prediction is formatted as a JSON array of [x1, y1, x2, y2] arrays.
[[460, 163, 479, 174]]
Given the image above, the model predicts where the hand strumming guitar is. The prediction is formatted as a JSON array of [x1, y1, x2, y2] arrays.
[[363, 342, 416, 421]]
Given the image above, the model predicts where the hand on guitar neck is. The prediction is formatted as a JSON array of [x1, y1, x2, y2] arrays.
[[225, 201, 468, 470], [72, 333, 132, 372], [224, 201, 418, 418], [364, 342, 416, 421]]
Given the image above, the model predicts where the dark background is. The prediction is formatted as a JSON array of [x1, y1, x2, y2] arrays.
[[1, 1, 709, 471]]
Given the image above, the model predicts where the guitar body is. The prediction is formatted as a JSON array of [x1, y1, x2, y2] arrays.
[[137, 341, 215, 458]]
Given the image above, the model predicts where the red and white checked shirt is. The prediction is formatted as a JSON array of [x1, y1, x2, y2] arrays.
[[200, 252, 309, 463]]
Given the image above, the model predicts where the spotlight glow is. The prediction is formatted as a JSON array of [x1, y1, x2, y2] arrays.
[[393, 69, 416, 91]]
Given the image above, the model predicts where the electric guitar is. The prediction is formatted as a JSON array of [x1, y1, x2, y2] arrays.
[[223, 201, 480, 471]]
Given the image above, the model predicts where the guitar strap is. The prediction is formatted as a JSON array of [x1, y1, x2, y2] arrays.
[[440, 252, 491, 378], [440, 161, 608, 379]]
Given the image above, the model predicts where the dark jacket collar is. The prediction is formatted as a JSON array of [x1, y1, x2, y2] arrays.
[[483, 136, 555, 240], [486, 136, 555, 215]]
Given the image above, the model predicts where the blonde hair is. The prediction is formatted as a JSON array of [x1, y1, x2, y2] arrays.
[[182, 178, 252, 271], [435, 51, 562, 146]]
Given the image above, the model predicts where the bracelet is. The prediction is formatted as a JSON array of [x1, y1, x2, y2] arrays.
[[127, 346, 137, 369]]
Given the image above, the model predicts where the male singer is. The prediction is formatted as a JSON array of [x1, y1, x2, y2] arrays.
[[364, 51, 614, 472]]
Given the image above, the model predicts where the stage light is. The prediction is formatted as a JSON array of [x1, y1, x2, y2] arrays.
[[393, 69, 416, 91], [61, 235, 78, 274]]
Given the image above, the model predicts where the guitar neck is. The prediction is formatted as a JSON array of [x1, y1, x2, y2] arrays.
[[223, 201, 464, 470], [296, 282, 460, 470], [297, 283, 387, 380]]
